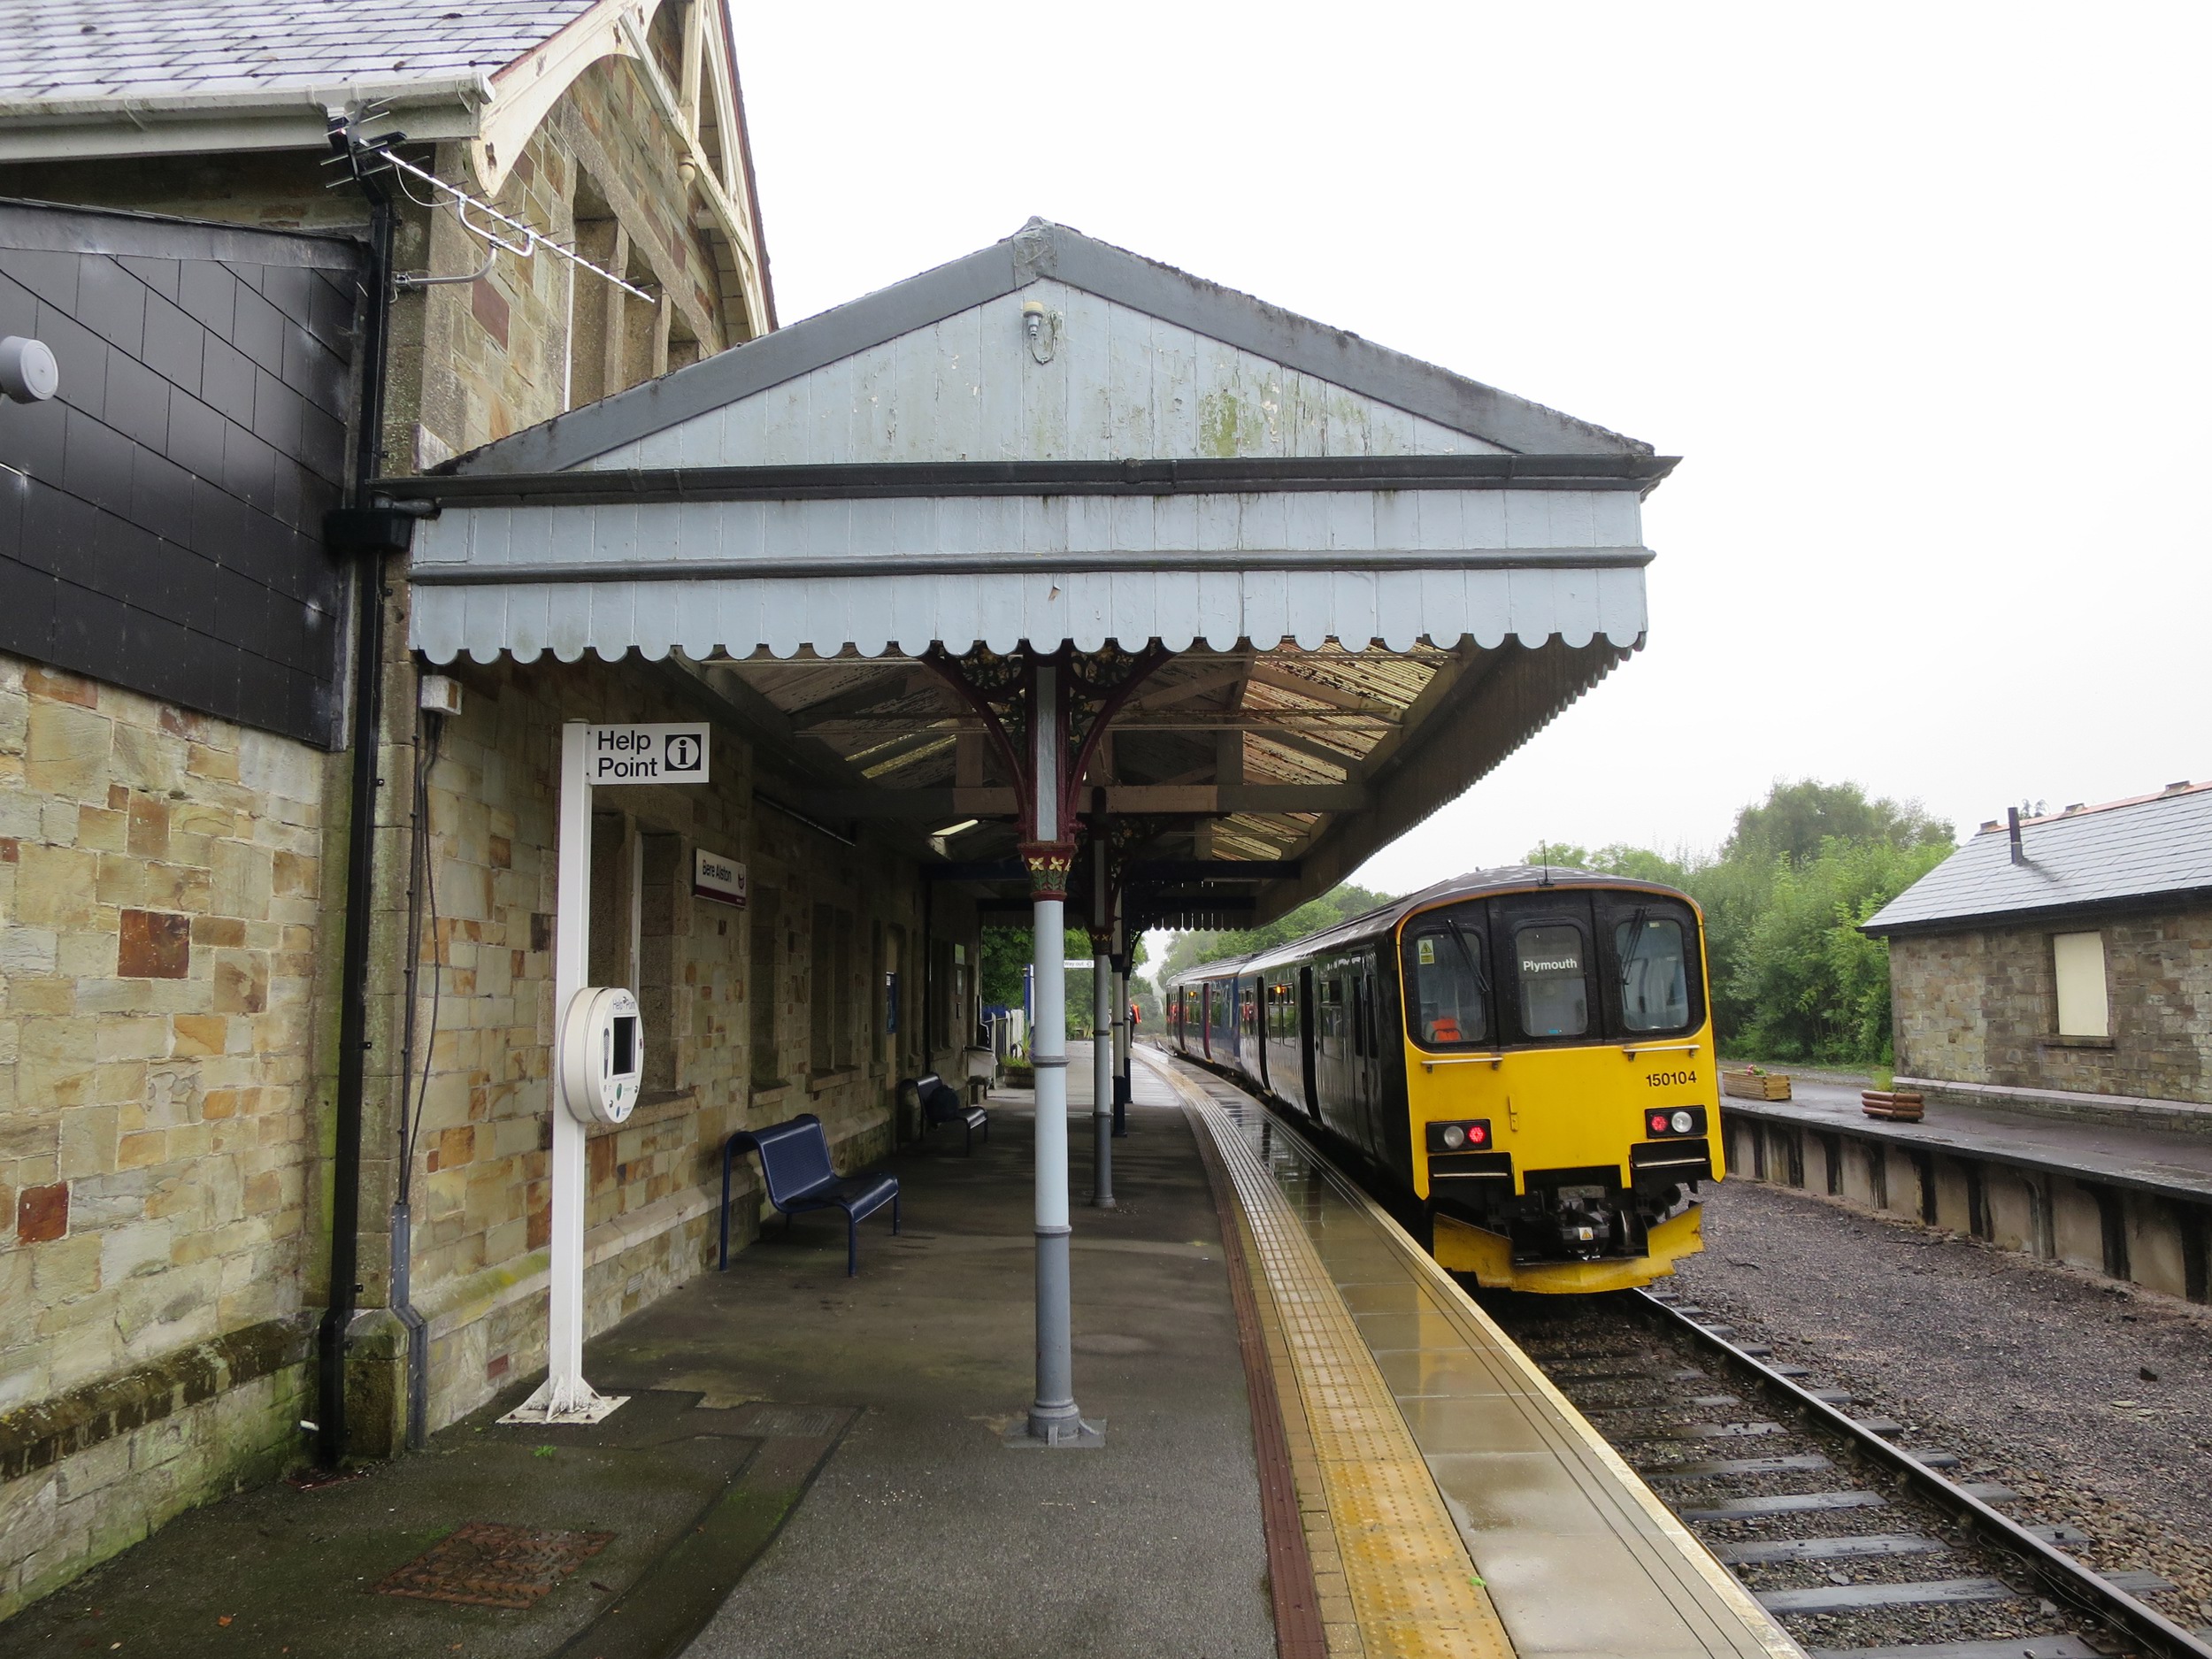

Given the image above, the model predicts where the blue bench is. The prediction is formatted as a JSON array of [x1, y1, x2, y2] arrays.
[[904, 1071, 988, 1154], [720, 1113, 900, 1276]]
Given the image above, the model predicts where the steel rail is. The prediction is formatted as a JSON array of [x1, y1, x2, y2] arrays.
[[1634, 1288, 2212, 1659]]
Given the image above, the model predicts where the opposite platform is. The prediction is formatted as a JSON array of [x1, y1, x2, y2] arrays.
[[1146, 1047, 1801, 1659]]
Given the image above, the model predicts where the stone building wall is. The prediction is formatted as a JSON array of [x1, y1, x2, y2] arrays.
[[0, 24, 790, 1618], [0, 659, 334, 1616], [357, 653, 941, 1437], [1890, 904, 2212, 1106]]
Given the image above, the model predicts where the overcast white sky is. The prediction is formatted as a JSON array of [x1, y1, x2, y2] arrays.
[[733, 1, 2211, 897]]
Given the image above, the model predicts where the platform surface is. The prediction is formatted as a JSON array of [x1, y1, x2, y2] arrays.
[[1148, 1048, 1798, 1659], [1731, 1076, 2212, 1201]]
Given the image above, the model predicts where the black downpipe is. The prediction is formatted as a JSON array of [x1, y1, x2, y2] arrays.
[[317, 146, 396, 1469]]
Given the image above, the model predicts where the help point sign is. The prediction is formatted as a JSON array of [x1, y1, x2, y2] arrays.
[[584, 723, 710, 786]]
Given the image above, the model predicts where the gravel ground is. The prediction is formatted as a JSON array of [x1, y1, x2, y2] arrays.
[[1671, 1179, 2212, 1632]]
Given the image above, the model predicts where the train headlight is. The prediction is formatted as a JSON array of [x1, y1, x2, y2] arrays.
[[1645, 1106, 1706, 1138], [1425, 1119, 1493, 1156]]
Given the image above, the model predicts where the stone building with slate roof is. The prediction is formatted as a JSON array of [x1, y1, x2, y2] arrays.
[[1863, 780, 2212, 1120], [0, 0, 787, 1617]]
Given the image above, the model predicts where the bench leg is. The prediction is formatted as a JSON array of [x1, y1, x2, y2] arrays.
[[847, 1212, 858, 1277], [962, 1119, 972, 1156], [893, 1192, 902, 1235]]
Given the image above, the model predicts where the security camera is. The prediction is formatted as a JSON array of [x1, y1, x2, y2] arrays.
[[0, 337, 58, 403]]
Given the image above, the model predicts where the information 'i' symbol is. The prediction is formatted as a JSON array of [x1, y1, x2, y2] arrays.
[[664, 733, 703, 773]]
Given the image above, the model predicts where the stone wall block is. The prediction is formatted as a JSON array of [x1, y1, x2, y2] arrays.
[[56, 1110, 117, 1183], [210, 951, 268, 1015], [117, 910, 190, 979], [15, 1182, 68, 1245], [29, 1234, 100, 1303], [15, 847, 98, 932], [23, 703, 111, 802]]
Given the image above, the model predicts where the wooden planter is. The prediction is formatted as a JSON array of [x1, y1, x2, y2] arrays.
[[1722, 1071, 1793, 1102]]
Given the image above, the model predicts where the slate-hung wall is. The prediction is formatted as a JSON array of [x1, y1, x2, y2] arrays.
[[0, 203, 358, 1620], [0, 202, 358, 747]]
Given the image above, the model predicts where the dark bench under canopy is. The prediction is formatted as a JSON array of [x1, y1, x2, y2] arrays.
[[902, 1071, 988, 1153], [720, 1113, 899, 1276]]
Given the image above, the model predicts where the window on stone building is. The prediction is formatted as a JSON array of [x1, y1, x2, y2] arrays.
[[809, 903, 856, 1073], [637, 833, 683, 1094], [838, 910, 856, 1066], [885, 923, 908, 1067], [2052, 930, 2109, 1038], [870, 919, 887, 1071], [749, 887, 780, 1086], [588, 811, 640, 991]]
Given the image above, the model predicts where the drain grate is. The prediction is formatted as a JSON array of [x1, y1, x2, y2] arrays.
[[726, 1402, 846, 1438], [373, 1522, 614, 1609]]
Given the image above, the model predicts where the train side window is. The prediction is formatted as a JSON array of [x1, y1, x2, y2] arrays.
[[1515, 924, 1589, 1038], [1402, 922, 1487, 1048], [1615, 915, 1690, 1032]]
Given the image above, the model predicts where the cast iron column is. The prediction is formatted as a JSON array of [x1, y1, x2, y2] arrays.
[[1018, 661, 1094, 1445], [1111, 949, 1132, 1136], [1088, 851, 1114, 1208]]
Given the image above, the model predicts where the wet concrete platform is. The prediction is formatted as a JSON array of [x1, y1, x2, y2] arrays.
[[4, 1047, 1812, 1659], [1150, 1049, 1797, 1659], [1735, 1077, 2212, 1202], [1, 1057, 1274, 1659]]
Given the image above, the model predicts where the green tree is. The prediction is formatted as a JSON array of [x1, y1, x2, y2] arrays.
[[1525, 841, 1693, 887], [1724, 780, 1950, 868], [1526, 782, 1955, 1065], [978, 925, 1151, 1039], [1726, 836, 1951, 1062]]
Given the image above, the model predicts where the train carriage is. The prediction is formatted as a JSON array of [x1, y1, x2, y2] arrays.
[[1167, 868, 1724, 1293]]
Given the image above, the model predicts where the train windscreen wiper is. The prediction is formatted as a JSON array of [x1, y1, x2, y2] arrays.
[[1619, 906, 1649, 987], [1445, 917, 1491, 1022]]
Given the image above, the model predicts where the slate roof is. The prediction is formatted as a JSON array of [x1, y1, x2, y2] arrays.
[[1863, 782, 2212, 934], [0, 0, 595, 101]]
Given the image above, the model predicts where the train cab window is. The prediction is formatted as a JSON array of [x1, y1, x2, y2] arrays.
[[1615, 913, 1690, 1032], [1515, 924, 1589, 1038], [1402, 918, 1488, 1048]]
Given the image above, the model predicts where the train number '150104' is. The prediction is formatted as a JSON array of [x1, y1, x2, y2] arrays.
[[1645, 1069, 1699, 1087]]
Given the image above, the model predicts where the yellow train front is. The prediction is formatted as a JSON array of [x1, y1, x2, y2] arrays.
[[1167, 868, 1724, 1293]]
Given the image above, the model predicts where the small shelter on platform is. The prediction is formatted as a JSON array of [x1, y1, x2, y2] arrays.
[[390, 218, 1676, 1443]]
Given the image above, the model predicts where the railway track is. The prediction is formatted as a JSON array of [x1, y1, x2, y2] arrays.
[[1494, 1286, 2212, 1659]]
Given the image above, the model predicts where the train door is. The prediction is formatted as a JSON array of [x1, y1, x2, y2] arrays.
[[1348, 953, 1384, 1156], [1251, 979, 1271, 1090], [1297, 966, 1319, 1118], [1200, 982, 1212, 1059]]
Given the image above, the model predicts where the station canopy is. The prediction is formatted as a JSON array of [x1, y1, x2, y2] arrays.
[[397, 219, 1674, 926]]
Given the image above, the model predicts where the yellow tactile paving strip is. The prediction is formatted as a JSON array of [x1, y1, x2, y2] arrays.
[[1148, 1049, 1804, 1659], [1161, 1060, 1515, 1659]]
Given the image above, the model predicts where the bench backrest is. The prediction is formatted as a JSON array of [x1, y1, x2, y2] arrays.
[[918, 1077, 967, 1123], [735, 1114, 839, 1206]]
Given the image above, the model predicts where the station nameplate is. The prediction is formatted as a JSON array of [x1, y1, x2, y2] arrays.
[[694, 849, 747, 907], [583, 723, 710, 786]]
